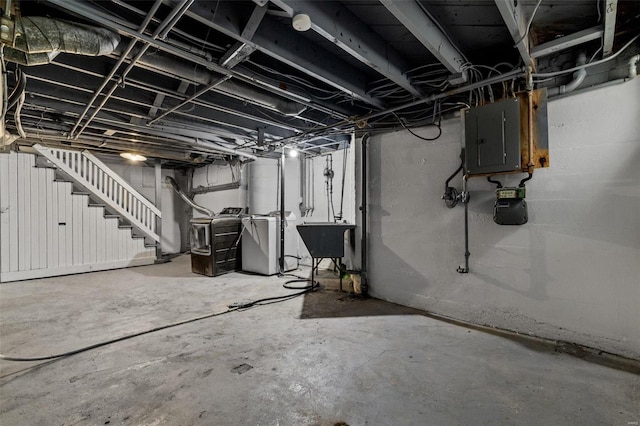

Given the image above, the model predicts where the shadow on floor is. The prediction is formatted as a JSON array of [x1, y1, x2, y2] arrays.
[[300, 269, 640, 375]]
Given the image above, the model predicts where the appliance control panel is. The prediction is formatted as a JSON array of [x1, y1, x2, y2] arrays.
[[219, 207, 243, 216]]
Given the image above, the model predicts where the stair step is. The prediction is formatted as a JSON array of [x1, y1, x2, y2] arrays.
[[34, 157, 57, 169], [88, 203, 105, 208], [104, 214, 120, 219], [54, 178, 72, 183], [72, 191, 91, 196], [34, 163, 57, 169], [118, 224, 133, 229]]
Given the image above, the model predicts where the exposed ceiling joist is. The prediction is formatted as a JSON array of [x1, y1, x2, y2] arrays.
[[170, 0, 384, 108], [379, 0, 465, 74], [494, 0, 535, 68], [23, 67, 303, 139], [48, 0, 353, 124], [603, 0, 618, 56], [530, 26, 603, 58], [270, 0, 422, 97], [219, 3, 267, 69]]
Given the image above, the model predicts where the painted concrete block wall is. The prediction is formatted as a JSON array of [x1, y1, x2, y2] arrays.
[[103, 160, 185, 254], [192, 163, 247, 217], [305, 146, 357, 225], [367, 78, 640, 359], [247, 157, 303, 262], [302, 147, 357, 266]]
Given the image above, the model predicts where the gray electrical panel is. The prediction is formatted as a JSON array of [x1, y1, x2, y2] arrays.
[[464, 98, 521, 175]]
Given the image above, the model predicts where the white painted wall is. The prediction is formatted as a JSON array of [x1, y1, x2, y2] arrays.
[[192, 162, 247, 217], [304, 145, 357, 225], [103, 159, 185, 254], [366, 78, 640, 359], [243, 148, 356, 263]]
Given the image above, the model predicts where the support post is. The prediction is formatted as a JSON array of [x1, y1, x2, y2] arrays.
[[360, 134, 368, 295], [457, 176, 469, 274], [279, 149, 285, 273], [155, 158, 163, 261]]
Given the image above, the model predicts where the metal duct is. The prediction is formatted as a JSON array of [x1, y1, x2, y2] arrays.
[[4, 16, 120, 66], [166, 176, 216, 218], [123, 48, 307, 116]]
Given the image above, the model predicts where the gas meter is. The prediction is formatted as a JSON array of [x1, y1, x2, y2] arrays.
[[494, 186, 527, 225]]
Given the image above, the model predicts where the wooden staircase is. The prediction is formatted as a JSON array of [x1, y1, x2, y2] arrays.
[[0, 149, 160, 283]]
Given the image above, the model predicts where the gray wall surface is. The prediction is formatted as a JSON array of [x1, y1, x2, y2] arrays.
[[192, 163, 246, 216], [367, 78, 640, 359], [103, 160, 186, 254], [244, 151, 356, 263]]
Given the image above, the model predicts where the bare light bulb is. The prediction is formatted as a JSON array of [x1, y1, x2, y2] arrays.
[[120, 152, 147, 162]]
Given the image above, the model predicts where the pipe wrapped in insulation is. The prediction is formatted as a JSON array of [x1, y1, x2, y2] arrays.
[[4, 17, 120, 66]]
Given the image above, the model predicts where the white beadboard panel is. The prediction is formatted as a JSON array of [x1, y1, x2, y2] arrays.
[[38, 169, 47, 269], [46, 167, 54, 269], [0, 152, 160, 282], [18, 154, 30, 271], [8, 153, 18, 272], [49, 170, 59, 269], [29, 159, 39, 269], [127, 230, 135, 259], [81, 196, 91, 265], [0, 257, 156, 282], [60, 183, 73, 267], [118, 228, 128, 261], [0, 153, 9, 273], [72, 194, 83, 265], [96, 208, 105, 263], [57, 183, 67, 267], [88, 204, 98, 265], [104, 218, 116, 262]]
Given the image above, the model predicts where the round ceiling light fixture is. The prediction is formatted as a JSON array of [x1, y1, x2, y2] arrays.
[[292, 14, 312, 32], [288, 147, 298, 158], [120, 152, 147, 162]]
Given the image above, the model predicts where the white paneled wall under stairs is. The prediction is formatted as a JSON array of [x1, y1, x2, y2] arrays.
[[0, 151, 156, 283]]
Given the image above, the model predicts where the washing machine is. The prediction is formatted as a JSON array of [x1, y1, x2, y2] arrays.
[[241, 212, 297, 275], [241, 216, 277, 275]]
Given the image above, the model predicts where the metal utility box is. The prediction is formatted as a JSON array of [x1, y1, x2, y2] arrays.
[[464, 97, 521, 175], [464, 89, 549, 177]]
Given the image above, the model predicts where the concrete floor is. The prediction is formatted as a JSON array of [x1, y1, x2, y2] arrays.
[[1, 255, 638, 426]]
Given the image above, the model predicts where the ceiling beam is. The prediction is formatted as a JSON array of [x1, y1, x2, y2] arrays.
[[271, 0, 421, 97], [170, 0, 384, 108], [530, 26, 603, 58], [22, 66, 305, 137], [379, 0, 465, 74], [494, 0, 535, 68], [219, 3, 267, 69], [603, 0, 618, 56], [46, 0, 357, 121]]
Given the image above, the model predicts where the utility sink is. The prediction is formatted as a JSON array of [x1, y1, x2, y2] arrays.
[[296, 223, 355, 258]]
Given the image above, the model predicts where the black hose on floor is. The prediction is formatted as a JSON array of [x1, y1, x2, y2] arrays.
[[0, 277, 319, 362]]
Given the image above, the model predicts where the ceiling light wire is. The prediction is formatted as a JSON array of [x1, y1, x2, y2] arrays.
[[513, 0, 544, 47]]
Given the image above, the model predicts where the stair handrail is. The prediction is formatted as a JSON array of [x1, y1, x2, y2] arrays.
[[81, 150, 161, 216], [33, 144, 161, 242]]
